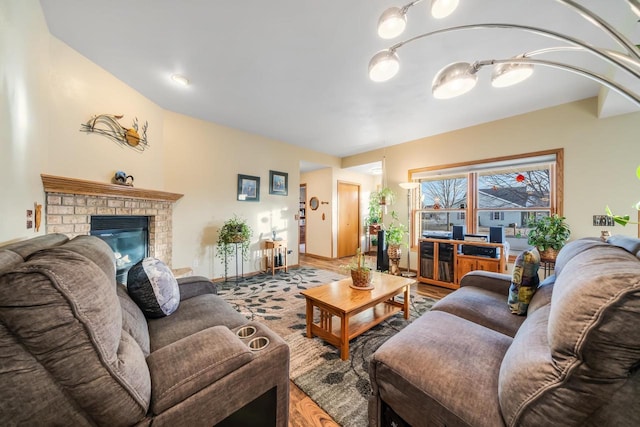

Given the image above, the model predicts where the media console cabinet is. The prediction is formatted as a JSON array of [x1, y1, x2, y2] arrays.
[[417, 237, 507, 290]]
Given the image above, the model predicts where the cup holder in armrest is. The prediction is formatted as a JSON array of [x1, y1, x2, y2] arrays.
[[236, 325, 257, 339], [248, 336, 270, 351]]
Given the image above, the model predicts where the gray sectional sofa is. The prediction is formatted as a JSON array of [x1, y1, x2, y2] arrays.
[[369, 236, 640, 427], [0, 234, 289, 426]]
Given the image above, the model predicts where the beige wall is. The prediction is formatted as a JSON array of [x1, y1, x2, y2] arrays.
[[3, 1, 639, 278], [1, 0, 343, 280], [344, 100, 640, 270]]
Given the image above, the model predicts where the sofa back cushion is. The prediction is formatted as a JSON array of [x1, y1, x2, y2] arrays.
[[499, 239, 640, 426], [0, 233, 69, 271], [0, 236, 151, 425]]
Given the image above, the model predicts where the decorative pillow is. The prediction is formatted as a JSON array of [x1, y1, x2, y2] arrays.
[[508, 248, 541, 315], [127, 257, 180, 318]]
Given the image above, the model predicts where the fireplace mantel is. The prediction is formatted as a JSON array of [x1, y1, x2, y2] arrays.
[[41, 174, 183, 202]]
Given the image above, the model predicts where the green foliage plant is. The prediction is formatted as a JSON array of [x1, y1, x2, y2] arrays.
[[385, 210, 408, 247], [527, 214, 571, 251], [341, 247, 371, 273], [216, 215, 253, 278], [365, 187, 397, 226]]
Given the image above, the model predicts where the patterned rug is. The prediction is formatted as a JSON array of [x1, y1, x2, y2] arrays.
[[217, 267, 437, 427]]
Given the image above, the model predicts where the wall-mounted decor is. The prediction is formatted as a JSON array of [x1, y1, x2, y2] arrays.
[[80, 114, 149, 152], [309, 197, 319, 210], [237, 174, 260, 202], [269, 170, 288, 196]]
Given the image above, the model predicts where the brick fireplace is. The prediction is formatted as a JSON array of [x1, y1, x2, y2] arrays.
[[41, 174, 183, 267]]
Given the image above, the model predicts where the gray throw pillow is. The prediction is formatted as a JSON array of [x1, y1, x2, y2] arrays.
[[127, 257, 180, 318]]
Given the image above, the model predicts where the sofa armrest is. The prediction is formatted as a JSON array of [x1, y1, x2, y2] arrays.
[[146, 325, 253, 414], [177, 276, 217, 300], [459, 270, 512, 295]]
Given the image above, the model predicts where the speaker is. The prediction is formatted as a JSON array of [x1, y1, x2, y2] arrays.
[[489, 226, 505, 243], [452, 225, 466, 240], [377, 229, 389, 271]]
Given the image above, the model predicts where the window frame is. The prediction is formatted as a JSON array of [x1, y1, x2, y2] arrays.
[[408, 149, 564, 249]]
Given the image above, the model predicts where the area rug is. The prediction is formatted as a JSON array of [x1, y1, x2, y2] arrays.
[[217, 267, 437, 427]]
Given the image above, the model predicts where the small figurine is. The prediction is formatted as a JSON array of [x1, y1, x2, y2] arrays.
[[113, 171, 134, 186]]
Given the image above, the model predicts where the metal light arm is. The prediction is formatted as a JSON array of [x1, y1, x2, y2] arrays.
[[472, 57, 640, 105], [384, 23, 640, 80], [553, 0, 640, 59]]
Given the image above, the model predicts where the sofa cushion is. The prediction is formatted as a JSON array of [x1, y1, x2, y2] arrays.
[[147, 325, 253, 414], [147, 293, 247, 352], [370, 310, 512, 427], [128, 257, 180, 318], [432, 286, 525, 338], [117, 284, 151, 357], [499, 241, 640, 426], [0, 237, 151, 425], [0, 233, 69, 272], [507, 248, 540, 315]]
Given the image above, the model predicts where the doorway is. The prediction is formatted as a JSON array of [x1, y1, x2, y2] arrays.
[[299, 184, 306, 254], [337, 182, 360, 258]]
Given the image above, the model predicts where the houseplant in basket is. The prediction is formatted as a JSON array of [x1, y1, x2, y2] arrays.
[[342, 248, 373, 289], [385, 211, 408, 275], [217, 215, 253, 279], [527, 214, 570, 260]]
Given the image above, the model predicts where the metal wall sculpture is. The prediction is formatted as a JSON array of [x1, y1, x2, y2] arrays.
[[80, 114, 149, 152]]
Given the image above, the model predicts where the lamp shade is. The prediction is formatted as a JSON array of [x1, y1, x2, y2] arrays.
[[431, 0, 460, 19], [491, 61, 535, 88], [378, 7, 407, 39], [399, 182, 420, 190], [432, 62, 478, 99], [369, 49, 400, 82]]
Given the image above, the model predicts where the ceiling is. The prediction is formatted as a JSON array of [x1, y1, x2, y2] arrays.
[[39, 1, 639, 160]]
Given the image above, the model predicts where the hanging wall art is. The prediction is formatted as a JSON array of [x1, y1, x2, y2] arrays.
[[80, 114, 149, 152]]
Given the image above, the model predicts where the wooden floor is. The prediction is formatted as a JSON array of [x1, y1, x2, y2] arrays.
[[288, 253, 452, 426]]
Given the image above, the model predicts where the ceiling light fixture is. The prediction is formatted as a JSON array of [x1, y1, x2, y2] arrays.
[[370, 0, 640, 106], [377, 0, 460, 39], [171, 74, 190, 87]]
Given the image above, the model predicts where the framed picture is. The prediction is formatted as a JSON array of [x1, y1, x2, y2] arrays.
[[237, 174, 260, 202], [269, 170, 288, 196]]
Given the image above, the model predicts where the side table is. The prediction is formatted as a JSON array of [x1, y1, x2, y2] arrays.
[[540, 258, 555, 278], [265, 239, 287, 275]]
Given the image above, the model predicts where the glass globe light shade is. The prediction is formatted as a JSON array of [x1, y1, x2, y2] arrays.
[[432, 62, 478, 99], [431, 0, 460, 19], [369, 50, 400, 82], [378, 7, 407, 39]]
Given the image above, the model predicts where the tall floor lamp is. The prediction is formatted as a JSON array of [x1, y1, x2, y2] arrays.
[[399, 181, 420, 277]]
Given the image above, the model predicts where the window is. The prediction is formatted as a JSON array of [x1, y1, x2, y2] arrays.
[[409, 150, 562, 247]]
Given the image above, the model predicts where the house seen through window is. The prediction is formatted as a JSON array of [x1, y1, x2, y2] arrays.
[[409, 150, 562, 252]]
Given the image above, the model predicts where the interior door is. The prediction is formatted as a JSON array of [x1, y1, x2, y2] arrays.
[[337, 182, 360, 258]]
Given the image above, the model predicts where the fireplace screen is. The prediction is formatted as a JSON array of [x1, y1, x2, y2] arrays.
[[90, 216, 149, 284]]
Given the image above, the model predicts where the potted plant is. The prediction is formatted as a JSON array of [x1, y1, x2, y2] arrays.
[[366, 187, 397, 233], [341, 247, 372, 288], [385, 210, 408, 260], [527, 214, 570, 260], [217, 215, 253, 279]]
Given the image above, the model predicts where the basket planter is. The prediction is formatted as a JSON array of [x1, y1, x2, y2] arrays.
[[351, 268, 372, 288], [387, 244, 402, 260], [539, 247, 559, 261]]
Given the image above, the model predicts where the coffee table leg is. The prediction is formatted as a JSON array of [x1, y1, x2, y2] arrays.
[[340, 314, 349, 360], [306, 299, 313, 338], [403, 285, 410, 320]]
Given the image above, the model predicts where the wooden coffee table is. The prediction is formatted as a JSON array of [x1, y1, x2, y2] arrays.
[[300, 272, 414, 360]]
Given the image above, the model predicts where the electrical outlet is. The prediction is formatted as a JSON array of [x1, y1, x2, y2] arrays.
[[193, 259, 199, 268], [26, 209, 33, 229], [593, 215, 615, 226]]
